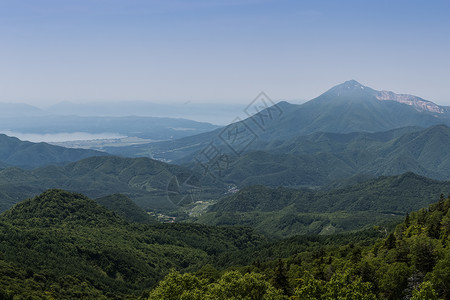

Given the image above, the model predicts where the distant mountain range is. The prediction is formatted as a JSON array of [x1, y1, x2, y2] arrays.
[[46, 101, 246, 125], [0, 134, 105, 168], [107, 80, 450, 161], [0, 101, 241, 142], [0, 115, 219, 141], [105, 102, 450, 189]]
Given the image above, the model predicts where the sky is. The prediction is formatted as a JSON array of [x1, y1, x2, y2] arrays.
[[0, 0, 449, 106]]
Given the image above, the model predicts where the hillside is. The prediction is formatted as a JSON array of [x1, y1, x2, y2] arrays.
[[182, 125, 450, 188], [0, 134, 106, 169], [197, 172, 450, 237], [157, 195, 450, 299], [212, 172, 450, 214], [0, 155, 222, 213], [0, 190, 266, 298]]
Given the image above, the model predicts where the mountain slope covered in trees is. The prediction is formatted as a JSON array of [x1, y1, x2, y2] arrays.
[[150, 194, 450, 299], [0, 155, 221, 213], [0, 190, 266, 298], [196, 172, 450, 237], [95, 194, 155, 224], [183, 125, 450, 188], [2, 190, 450, 299]]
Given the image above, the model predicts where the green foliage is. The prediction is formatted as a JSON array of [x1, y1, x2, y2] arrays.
[[412, 281, 441, 300], [148, 270, 286, 300], [2, 190, 450, 299], [221, 125, 450, 187], [200, 195, 450, 300], [294, 269, 376, 300], [147, 271, 207, 300], [0, 190, 266, 298]]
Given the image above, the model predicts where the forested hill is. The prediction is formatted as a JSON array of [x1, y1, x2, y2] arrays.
[[196, 172, 450, 237], [211, 172, 450, 214], [150, 194, 450, 299], [0, 155, 221, 213], [0, 190, 266, 298], [2, 190, 450, 298]]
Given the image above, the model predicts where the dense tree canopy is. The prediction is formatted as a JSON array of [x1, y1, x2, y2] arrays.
[[1, 190, 450, 299]]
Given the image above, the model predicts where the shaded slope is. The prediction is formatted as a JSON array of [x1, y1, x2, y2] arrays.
[[96, 194, 155, 223], [0, 134, 106, 168]]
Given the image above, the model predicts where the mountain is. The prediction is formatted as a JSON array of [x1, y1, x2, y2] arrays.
[[107, 80, 450, 162], [0, 134, 106, 168], [273, 80, 447, 136], [0, 189, 266, 298], [197, 172, 450, 237], [0, 155, 222, 213]]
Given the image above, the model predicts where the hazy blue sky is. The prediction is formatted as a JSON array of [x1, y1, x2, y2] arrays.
[[1, 0, 449, 105]]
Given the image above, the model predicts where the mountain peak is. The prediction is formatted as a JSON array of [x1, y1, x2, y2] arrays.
[[321, 80, 375, 99], [342, 80, 364, 88], [330, 80, 367, 91]]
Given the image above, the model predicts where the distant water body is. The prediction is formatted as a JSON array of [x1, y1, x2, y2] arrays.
[[0, 131, 126, 143]]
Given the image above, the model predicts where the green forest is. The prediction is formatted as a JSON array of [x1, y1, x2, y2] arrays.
[[1, 189, 450, 299]]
